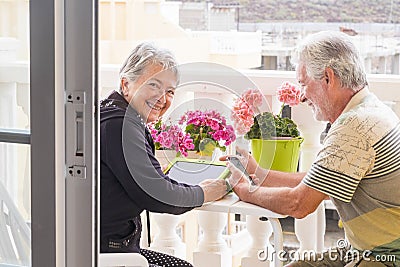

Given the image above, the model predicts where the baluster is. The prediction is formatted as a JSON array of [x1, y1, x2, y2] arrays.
[[150, 213, 186, 259], [315, 204, 326, 253], [241, 215, 273, 267], [193, 210, 231, 267], [295, 213, 317, 255]]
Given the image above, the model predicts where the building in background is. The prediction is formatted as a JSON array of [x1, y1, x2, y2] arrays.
[[179, 2, 239, 31], [98, 0, 261, 69]]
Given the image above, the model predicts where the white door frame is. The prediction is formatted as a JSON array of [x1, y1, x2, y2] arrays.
[[30, 0, 98, 265]]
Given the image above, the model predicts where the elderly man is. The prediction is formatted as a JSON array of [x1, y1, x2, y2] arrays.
[[226, 31, 400, 266]]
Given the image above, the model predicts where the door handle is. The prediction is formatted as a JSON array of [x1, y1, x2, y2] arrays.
[[66, 91, 87, 179]]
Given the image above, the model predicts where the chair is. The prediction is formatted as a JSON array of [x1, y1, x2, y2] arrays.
[[98, 253, 149, 267], [97, 210, 149, 267], [0, 182, 31, 266]]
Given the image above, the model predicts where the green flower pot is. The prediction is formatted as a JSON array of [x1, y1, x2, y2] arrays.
[[251, 137, 303, 172]]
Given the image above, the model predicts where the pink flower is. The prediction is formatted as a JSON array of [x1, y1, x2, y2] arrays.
[[148, 120, 194, 156], [277, 81, 301, 107], [242, 88, 263, 109], [230, 105, 254, 135], [231, 83, 301, 138], [179, 110, 236, 152], [231, 89, 263, 135]]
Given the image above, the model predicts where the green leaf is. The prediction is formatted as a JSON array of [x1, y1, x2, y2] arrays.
[[246, 112, 300, 139]]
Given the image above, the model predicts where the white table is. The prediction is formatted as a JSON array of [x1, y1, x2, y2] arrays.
[[196, 194, 287, 267]]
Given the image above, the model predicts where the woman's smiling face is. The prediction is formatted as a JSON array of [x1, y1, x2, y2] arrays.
[[121, 63, 177, 123]]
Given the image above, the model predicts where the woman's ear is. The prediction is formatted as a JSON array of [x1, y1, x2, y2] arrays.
[[120, 78, 129, 97]]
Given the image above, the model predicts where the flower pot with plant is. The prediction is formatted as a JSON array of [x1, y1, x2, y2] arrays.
[[178, 110, 236, 157], [148, 119, 195, 166], [231, 82, 303, 172]]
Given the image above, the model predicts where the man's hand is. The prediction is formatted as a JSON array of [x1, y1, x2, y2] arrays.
[[220, 146, 260, 175], [220, 146, 265, 186], [225, 161, 258, 201]]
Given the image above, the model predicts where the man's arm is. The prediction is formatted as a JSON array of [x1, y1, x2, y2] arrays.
[[228, 164, 327, 218], [255, 168, 306, 188], [234, 179, 327, 218], [221, 146, 306, 188]]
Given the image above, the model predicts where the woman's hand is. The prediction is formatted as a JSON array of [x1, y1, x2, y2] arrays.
[[199, 179, 228, 203]]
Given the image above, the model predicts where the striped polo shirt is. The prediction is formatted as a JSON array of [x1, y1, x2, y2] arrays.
[[303, 88, 400, 263]]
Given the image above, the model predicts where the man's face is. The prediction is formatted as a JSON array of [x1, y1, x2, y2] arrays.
[[296, 64, 333, 122], [121, 63, 177, 123]]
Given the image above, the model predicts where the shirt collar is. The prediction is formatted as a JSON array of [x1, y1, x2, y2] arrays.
[[101, 90, 146, 126], [341, 86, 370, 115]]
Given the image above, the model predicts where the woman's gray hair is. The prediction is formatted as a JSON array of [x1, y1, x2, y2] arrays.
[[291, 31, 367, 91], [119, 43, 179, 88]]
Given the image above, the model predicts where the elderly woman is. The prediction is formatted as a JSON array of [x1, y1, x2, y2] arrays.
[[100, 43, 227, 266]]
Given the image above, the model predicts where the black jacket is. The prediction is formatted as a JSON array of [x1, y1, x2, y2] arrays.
[[100, 91, 204, 253]]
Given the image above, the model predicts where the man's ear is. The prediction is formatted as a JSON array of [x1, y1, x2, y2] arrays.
[[324, 68, 335, 87]]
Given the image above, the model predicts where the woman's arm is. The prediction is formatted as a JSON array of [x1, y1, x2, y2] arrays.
[[103, 117, 204, 214]]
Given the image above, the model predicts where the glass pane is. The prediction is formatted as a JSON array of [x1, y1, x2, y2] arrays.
[[0, 0, 31, 265], [0, 0, 30, 131], [0, 142, 31, 266]]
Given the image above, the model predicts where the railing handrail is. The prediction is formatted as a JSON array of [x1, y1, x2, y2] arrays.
[[0, 128, 31, 144]]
